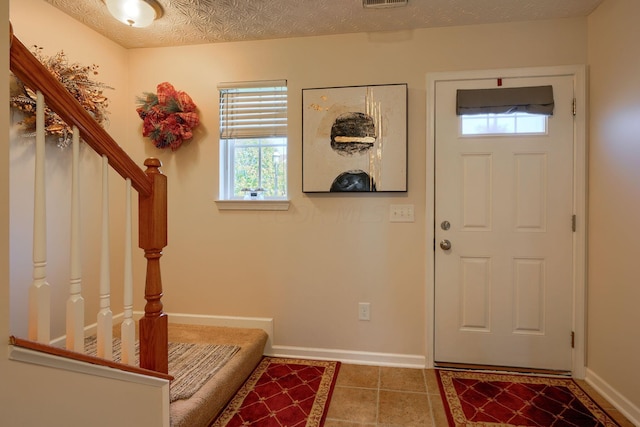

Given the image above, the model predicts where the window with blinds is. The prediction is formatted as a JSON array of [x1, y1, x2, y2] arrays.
[[218, 80, 288, 200]]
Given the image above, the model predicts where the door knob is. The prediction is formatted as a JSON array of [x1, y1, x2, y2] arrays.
[[440, 239, 452, 250]]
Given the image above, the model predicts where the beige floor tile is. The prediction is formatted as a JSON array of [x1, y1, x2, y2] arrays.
[[326, 386, 379, 424], [427, 392, 450, 427], [424, 369, 441, 395], [608, 410, 637, 427], [378, 390, 432, 426], [336, 364, 380, 389], [380, 367, 426, 392]]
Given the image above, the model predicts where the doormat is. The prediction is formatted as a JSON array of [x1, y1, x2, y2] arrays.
[[436, 369, 621, 426], [211, 357, 340, 427]]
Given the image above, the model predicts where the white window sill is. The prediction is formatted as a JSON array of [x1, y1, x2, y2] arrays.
[[215, 200, 290, 211]]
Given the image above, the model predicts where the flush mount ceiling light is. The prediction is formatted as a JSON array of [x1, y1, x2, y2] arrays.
[[105, 0, 164, 28]]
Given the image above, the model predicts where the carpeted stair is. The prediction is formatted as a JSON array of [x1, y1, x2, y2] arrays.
[[167, 324, 268, 427]]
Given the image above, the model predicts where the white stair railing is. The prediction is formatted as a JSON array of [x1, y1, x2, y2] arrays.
[[29, 90, 50, 344], [96, 155, 113, 360], [24, 84, 137, 365], [121, 178, 136, 365], [26, 96, 135, 364], [66, 126, 85, 352]]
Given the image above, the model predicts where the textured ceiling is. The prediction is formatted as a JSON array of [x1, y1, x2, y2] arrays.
[[44, 0, 603, 49]]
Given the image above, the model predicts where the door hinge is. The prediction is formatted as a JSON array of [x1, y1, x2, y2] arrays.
[[571, 331, 575, 348], [572, 214, 576, 232], [572, 98, 577, 116], [433, 238, 436, 251]]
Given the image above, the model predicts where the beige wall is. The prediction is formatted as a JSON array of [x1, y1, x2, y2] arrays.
[[4, 6, 588, 360], [6, 0, 640, 421], [124, 18, 588, 357], [1, 0, 11, 409], [587, 0, 640, 411]]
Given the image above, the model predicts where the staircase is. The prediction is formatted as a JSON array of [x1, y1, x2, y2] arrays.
[[8, 24, 267, 426], [167, 324, 267, 426]]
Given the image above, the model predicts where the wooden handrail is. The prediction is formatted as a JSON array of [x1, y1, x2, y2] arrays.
[[10, 336, 174, 381], [9, 34, 152, 196]]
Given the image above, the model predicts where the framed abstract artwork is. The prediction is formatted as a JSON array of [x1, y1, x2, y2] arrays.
[[302, 83, 408, 193]]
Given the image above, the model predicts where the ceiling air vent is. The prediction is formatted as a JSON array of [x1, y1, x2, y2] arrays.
[[363, 0, 408, 9]]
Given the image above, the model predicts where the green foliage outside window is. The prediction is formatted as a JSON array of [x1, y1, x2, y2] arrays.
[[233, 139, 286, 198]]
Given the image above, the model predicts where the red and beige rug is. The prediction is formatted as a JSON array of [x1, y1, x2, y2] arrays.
[[436, 369, 620, 427], [211, 357, 340, 427]]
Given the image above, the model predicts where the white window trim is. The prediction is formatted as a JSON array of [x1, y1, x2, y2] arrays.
[[214, 199, 290, 211], [218, 80, 288, 203]]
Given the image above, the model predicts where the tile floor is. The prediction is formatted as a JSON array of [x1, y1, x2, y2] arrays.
[[324, 364, 635, 427]]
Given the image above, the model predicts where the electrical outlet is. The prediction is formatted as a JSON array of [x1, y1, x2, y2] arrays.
[[358, 302, 371, 321], [390, 204, 415, 222]]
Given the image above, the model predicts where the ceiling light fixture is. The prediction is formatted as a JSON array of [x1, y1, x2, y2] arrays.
[[105, 0, 164, 28]]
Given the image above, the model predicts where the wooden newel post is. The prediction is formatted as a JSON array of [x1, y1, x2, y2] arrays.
[[138, 158, 168, 374]]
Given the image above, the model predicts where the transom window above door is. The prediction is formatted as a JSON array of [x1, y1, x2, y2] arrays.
[[456, 84, 554, 137], [460, 112, 548, 136]]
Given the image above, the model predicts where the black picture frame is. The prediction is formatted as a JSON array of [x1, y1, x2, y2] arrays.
[[302, 83, 408, 193]]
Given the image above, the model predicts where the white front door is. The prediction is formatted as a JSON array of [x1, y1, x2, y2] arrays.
[[434, 75, 575, 371]]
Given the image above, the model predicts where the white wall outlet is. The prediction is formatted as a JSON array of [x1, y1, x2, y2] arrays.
[[358, 302, 371, 321], [389, 204, 415, 222]]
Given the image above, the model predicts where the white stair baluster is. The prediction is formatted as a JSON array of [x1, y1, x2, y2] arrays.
[[121, 178, 136, 365], [66, 126, 84, 352], [29, 90, 50, 344], [97, 155, 113, 360]]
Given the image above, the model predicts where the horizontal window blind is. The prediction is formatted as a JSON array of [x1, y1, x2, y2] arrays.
[[219, 80, 287, 139]]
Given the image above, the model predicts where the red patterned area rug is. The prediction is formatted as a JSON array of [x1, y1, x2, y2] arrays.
[[436, 369, 620, 427], [211, 357, 340, 427]]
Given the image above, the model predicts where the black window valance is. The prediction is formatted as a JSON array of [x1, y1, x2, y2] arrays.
[[456, 85, 554, 116]]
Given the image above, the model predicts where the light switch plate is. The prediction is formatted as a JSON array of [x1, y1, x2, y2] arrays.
[[390, 204, 415, 222]]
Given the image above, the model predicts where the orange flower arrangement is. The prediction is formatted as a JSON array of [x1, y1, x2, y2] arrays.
[[136, 82, 200, 151], [10, 46, 112, 148]]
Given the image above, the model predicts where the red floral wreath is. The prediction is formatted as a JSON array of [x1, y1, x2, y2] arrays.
[[136, 82, 200, 151]]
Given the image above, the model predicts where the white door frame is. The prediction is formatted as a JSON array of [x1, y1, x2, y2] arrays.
[[425, 65, 587, 378]]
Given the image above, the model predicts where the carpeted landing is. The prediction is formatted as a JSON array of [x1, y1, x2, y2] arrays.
[[166, 324, 269, 427], [436, 369, 621, 426], [93, 323, 268, 426]]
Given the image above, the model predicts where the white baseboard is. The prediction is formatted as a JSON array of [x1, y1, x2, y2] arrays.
[[49, 312, 428, 368], [270, 345, 426, 369], [585, 368, 640, 426], [155, 311, 275, 355], [143, 312, 426, 368]]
